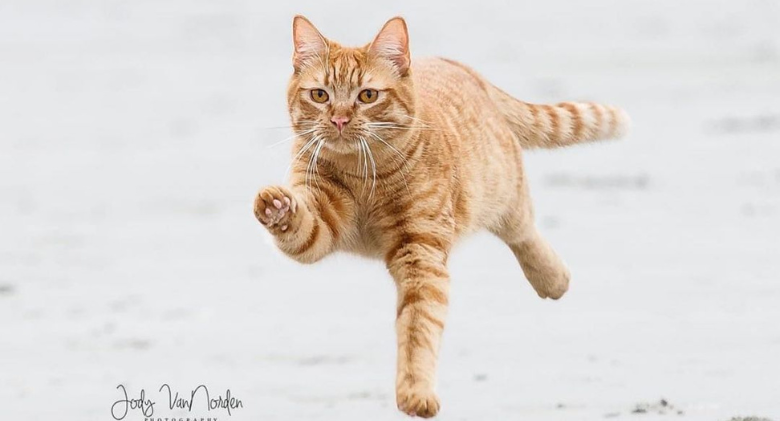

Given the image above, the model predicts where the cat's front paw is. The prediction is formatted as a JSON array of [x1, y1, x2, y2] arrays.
[[397, 383, 440, 418], [254, 186, 298, 232]]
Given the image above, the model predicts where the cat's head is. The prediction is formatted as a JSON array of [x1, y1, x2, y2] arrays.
[[287, 16, 416, 156]]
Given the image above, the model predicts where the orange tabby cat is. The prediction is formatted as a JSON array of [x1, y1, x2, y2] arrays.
[[254, 15, 629, 418]]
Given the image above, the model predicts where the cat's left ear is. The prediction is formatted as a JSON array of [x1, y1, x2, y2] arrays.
[[292, 15, 328, 71], [368, 17, 411, 76]]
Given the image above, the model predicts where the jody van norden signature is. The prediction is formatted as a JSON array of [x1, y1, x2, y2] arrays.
[[111, 384, 243, 420]]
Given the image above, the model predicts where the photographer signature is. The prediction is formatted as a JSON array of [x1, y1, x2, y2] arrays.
[[111, 384, 243, 420]]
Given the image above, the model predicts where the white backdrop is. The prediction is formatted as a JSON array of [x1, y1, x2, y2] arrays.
[[1, 0, 779, 420]]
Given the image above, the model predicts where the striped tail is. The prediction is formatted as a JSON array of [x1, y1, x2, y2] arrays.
[[490, 87, 631, 149]]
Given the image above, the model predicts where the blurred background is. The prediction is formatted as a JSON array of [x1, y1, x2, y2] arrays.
[[1, 0, 778, 420]]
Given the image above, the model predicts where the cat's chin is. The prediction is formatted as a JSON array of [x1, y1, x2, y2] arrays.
[[321, 139, 361, 155]]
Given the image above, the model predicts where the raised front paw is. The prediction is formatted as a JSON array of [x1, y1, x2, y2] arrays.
[[397, 382, 440, 418], [254, 186, 298, 232]]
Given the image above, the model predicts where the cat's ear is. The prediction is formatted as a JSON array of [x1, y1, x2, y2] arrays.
[[368, 17, 410, 76], [292, 15, 328, 71]]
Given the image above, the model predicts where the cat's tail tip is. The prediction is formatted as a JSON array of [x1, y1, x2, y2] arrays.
[[609, 105, 632, 140], [493, 88, 631, 149], [521, 101, 631, 149]]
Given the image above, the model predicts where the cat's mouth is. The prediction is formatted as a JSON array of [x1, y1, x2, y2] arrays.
[[321, 136, 361, 155]]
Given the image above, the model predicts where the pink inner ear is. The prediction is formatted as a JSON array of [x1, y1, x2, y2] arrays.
[[293, 17, 328, 69], [295, 32, 324, 55], [370, 19, 410, 75]]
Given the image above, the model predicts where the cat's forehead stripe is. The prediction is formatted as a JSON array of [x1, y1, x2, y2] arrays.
[[317, 50, 366, 90]]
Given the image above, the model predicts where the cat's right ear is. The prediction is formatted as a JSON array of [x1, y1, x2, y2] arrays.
[[292, 15, 328, 72]]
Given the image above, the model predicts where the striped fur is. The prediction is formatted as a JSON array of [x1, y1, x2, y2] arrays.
[[253, 15, 630, 418], [490, 88, 631, 149]]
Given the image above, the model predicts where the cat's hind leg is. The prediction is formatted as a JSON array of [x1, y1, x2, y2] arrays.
[[491, 197, 570, 299], [507, 229, 570, 299]]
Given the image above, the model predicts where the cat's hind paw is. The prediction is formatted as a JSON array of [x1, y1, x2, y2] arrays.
[[526, 263, 570, 300]]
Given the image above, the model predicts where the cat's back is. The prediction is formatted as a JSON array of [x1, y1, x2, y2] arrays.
[[411, 57, 502, 120], [407, 57, 520, 235]]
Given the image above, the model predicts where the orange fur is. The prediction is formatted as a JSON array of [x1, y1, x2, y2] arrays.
[[253, 15, 630, 418]]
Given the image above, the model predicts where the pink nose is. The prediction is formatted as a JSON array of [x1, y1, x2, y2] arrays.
[[331, 116, 350, 132]]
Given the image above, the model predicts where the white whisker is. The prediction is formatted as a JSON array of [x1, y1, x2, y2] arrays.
[[305, 138, 323, 190], [365, 122, 447, 132], [267, 128, 317, 149], [402, 115, 435, 126], [356, 138, 365, 194], [261, 120, 318, 130], [286, 134, 320, 180], [311, 137, 326, 190], [368, 131, 412, 197], [361, 136, 377, 198], [363, 140, 370, 185]]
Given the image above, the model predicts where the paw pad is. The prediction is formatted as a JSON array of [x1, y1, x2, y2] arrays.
[[254, 187, 296, 230]]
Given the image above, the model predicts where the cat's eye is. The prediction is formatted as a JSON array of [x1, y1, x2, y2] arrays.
[[358, 89, 379, 104], [310, 89, 329, 103]]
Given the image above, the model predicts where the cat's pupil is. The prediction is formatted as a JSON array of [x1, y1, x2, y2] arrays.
[[365, 91, 372, 98]]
